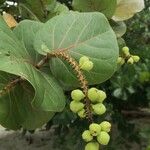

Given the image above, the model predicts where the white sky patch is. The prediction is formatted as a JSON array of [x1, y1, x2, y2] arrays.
[[6, 1, 17, 6]]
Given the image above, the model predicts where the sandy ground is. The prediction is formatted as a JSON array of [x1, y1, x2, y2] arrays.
[[0, 118, 149, 150], [0, 125, 57, 150]]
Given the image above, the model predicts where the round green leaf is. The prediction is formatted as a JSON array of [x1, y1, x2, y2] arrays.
[[0, 72, 54, 130], [34, 12, 119, 90], [0, 16, 66, 129], [72, 0, 117, 18]]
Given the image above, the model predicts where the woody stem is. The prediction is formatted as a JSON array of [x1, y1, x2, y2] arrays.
[[47, 51, 93, 122]]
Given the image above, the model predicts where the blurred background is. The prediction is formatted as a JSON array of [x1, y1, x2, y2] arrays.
[[0, 0, 149, 150]]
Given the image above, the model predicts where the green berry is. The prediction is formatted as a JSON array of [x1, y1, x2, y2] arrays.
[[127, 57, 134, 64], [88, 88, 99, 102], [82, 130, 93, 142], [97, 131, 110, 145], [92, 103, 106, 115], [97, 90, 107, 103], [89, 123, 101, 136], [132, 55, 140, 62], [71, 89, 85, 101], [80, 61, 93, 71], [100, 121, 111, 132], [78, 109, 86, 118], [85, 142, 99, 150], [70, 101, 84, 113], [117, 57, 125, 65], [122, 46, 130, 56], [79, 56, 90, 66]]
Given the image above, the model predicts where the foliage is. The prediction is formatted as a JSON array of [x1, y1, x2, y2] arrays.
[[0, 0, 149, 150]]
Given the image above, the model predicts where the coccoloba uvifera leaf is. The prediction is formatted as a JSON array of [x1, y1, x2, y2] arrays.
[[34, 12, 119, 90], [0, 16, 66, 130], [72, 0, 117, 18]]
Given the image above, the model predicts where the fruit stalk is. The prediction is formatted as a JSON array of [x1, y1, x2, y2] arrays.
[[48, 51, 93, 122], [0, 77, 22, 96]]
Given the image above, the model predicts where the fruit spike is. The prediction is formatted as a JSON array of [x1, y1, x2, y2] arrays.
[[82, 130, 93, 142], [100, 121, 111, 132], [79, 56, 94, 71], [92, 103, 106, 115], [132, 55, 140, 62], [88, 88, 99, 102], [97, 90, 107, 103], [71, 89, 85, 101], [79, 56, 90, 65], [89, 123, 101, 136], [117, 57, 125, 65], [97, 131, 110, 145], [70, 101, 84, 113], [85, 142, 99, 150], [127, 57, 134, 64], [122, 46, 130, 56], [78, 109, 86, 118], [48, 52, 93, 122]]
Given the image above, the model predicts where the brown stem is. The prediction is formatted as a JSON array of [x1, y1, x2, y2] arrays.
[[47, 51, 93, 122], [0, 55, 49, 96], [122, 110, 150, 118], [0, 51, 94, 122], [0, 77, 23, 96], [35, 56, 48, 69]]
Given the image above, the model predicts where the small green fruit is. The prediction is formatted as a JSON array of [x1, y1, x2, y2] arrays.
[[97, 131, 110, 145], [97, 90, 107, 103], [100, 121, 111, 132], [70, 101, 84, 113], [89, 123, 101, 136], [78, 109, 86, 118], [132, 55, 140, 62], [80, 61, 93, 71], [88, 88, 99, 102], [92, 103, 106, 115], [117, 57, 125, 65], [122, 46, 130, 56], [127, 57, 134, 64], [71, 89, 85, 101], [85, 142, 99, 150], [79, 56, 90, 66], [82, 130, 93, 142]]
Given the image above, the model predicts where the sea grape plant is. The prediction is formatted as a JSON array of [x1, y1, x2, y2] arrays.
[[0, 0, 145, 149]]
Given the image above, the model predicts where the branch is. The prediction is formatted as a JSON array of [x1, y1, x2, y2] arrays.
[[35, 56, 48, 69], [0, 51, 94, 122], [121, 109, 150, 118], [48, 51, 93, 122], [0, 77, 23, 96]]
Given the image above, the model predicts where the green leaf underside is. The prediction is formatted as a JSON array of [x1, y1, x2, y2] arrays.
[[0, 72, 54, 130], [0, 16, 66, 129], [34, 12, 119, 90], [19, 0, 56, 21], [47, 2, 69, 19], [13, 20, 44, 63], [111, 21, 127, 37], [72, 0, 117, 18]]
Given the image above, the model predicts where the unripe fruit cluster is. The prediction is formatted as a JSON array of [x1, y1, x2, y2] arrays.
[[70, 89, 86, 118], [79, 56, 94, 71], [82, 121, 111, 150], [88, 88, 107, 116], [117, 46, 140, 65]]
